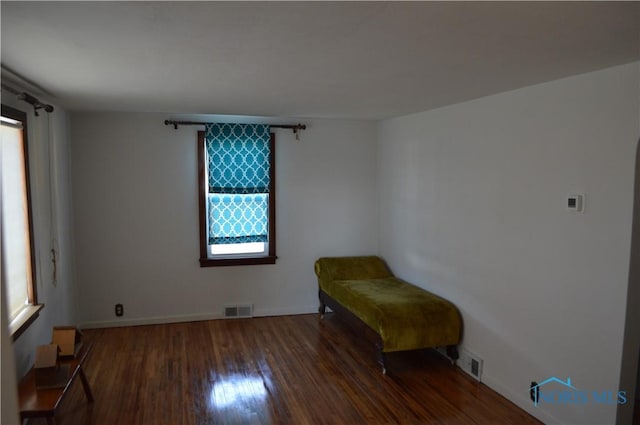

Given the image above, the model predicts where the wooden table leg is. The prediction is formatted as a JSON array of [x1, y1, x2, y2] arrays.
[[78, 366, 94, 402], [47, 416, 56, 425]]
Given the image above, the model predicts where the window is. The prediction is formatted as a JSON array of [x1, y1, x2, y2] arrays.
[[1, 105, 42, 340], [198, 124, 276, 267]]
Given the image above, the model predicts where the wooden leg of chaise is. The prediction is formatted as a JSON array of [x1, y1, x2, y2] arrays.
[[318, 301, 326, 318], [446, 345, 459, 365], [378, 349, 388, 375], [318, 290, 326, 318]]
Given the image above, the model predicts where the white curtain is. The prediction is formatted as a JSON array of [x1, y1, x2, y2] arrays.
[[1, 120, 33, 320]]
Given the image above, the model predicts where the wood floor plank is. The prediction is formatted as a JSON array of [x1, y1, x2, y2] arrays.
[[31, 314, 541, 425]]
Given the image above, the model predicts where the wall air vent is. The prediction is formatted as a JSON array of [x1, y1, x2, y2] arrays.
[[224, 304, 253, 319], [459, 349, 483, 381]]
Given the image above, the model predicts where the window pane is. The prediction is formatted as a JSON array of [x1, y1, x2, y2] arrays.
[[211, 242, 266, 255], [208, 193, 269, 245], [1, 122, 33, 319], [198, 128, 276, 266]]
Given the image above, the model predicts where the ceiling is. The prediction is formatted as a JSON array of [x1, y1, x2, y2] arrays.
[[1, 1, 639, 120]]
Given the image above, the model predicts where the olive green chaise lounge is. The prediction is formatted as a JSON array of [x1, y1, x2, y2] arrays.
[[314, 256, 462, 374]]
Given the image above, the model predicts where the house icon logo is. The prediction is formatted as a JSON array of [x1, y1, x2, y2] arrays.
[[530, 377, 576, 406], [529, 377, 627, 407]]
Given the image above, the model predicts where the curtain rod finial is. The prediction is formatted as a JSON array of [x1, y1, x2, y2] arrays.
[[164, 120, 179, 130], [295, 124, 306, 141]]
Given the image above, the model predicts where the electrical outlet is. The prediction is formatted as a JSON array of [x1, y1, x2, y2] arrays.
[[530, 381, 539, 402], [115, 303, 124, 317]]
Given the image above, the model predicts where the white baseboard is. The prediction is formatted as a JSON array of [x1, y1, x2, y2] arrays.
[[80, 305, 319, 329], [80, 312, 223, 329], [253, 305, 318, 317]]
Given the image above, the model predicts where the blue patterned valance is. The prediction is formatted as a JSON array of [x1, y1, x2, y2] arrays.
[[205, 123, 271, 245], [205, 123, 271, 194]]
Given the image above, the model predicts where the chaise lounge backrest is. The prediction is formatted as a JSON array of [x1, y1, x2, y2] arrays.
[[314, 256, 394, 288]]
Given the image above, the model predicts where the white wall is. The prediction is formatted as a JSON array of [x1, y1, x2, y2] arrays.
[[377, 62, 639, 424], [1, 84, 78, 382], [71, 113, 378, 327]]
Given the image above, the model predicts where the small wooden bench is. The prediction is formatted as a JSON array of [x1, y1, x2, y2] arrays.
[[18, 342, 94, 425]]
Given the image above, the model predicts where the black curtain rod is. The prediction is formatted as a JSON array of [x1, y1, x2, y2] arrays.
[[164, 120, 306, 132], [1, 83, 54, 116]]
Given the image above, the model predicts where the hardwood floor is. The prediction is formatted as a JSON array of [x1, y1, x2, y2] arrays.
[[32, 314, 541, 425]]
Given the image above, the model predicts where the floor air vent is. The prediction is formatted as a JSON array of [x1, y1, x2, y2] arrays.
[[224, 304, 253, 318]]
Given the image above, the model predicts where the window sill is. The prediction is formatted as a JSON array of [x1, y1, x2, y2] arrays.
[[9, 304, 44, 341], [199, 256, 277, 267]]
